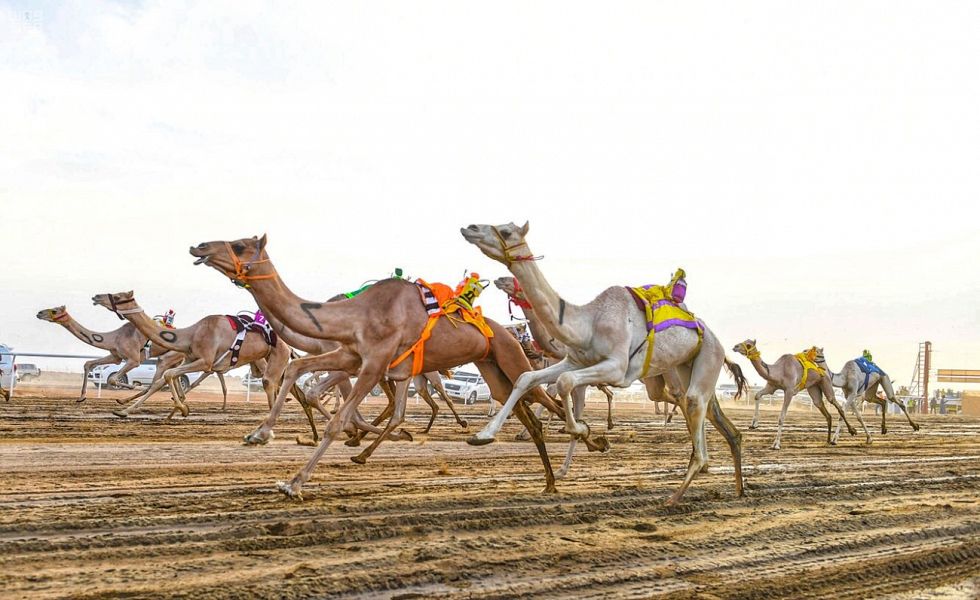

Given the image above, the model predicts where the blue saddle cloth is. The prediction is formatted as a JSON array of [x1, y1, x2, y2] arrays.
[[855, 357, 885, 376], [855, 357, 886, 392]]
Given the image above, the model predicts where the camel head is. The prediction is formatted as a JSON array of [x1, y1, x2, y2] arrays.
[[460, 222, 531, 265], [92, 291, 137, 318], [36, 306, 69, 323], [733, 339, 760, 360], [809, 346, 826, 364], [190, 235, 270, 287], [493, 276, 519, 297]]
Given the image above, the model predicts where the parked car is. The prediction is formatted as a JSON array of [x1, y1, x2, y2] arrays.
[[88, 359, 200, 392], [16, 363, 40, 382], [443, 371, 491, 404], [0, 344, 14, 388]]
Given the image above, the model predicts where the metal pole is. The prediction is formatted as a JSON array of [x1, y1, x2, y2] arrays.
[[922, 341, 931, 414], [246, 379, 251, 403]]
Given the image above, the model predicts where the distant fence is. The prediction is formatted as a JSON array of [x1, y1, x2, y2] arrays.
[[1, 351, 102, 401]]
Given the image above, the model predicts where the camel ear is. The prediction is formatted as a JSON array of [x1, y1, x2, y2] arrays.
[[57, 305, 66, 312], [519, 221, 529, 236], [258, 233, 268, 250], [750, 339, 756, 345]]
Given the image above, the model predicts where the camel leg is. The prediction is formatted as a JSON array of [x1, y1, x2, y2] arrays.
[[806, 386, 835, 444], [881, 376, 919, 432], [107, 358, 141, 390], [599, 384, 615, 430], [352, 379, 412, 463], [426, 372, 467, 429], [470, 358, 577, 444], [476, 360, 557, 493], [415, 377, 440, 434], [516, 399, 552, 441], [276, 360, 388, 499], [845, 387, 873, 445], [346, 379, 407, 446], [244, 349, 359, 446], [666, 391, 710, 505], [831, 390, 859, 444], [771, 390, 794, 450], [217, 372, 228, 410], [162, 359, 213, 418], [555, 386, 587, 479], [112, 369, 177, 417], [751, 383, 777, 429], [78, 355, 118, 403], [705, 395, 744, 497], [821, 378, 856, 437], [291, 382, 321, 446]]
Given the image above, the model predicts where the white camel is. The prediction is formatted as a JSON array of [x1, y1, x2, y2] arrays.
[[461, 221, 746, 504]]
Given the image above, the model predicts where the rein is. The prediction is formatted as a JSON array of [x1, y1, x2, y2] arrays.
[[506, 278, 533, 319], [52, 312, 71, 323], [224, 242, 276, 288]]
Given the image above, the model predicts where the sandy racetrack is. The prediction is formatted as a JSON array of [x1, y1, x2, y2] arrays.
[[1, 393, 978, 599]]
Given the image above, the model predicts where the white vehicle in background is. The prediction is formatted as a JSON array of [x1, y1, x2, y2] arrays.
[[89, 358, 201, 392], [0, 344, 14, 388], [443, 371, 491, 405]]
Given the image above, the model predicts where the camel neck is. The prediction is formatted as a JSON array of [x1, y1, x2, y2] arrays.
[[261, 307, 328, 354], [508, 258, 581, 348], [750, 357, 774, 382], [241, 264, 357, 343], [120, 307, 191, 353], [519, 304, 565, 359], [61, 316, 114, 351]]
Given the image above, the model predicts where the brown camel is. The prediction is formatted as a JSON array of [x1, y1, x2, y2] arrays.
[[732, 340, 856, 449], [92, 292, 292, 423], [189, 235, 589, 499], [462, 222, 746, 505], [36, 306, 156, 402]]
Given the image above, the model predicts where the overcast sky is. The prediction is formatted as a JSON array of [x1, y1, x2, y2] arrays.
[[1, 1, 978, 389]]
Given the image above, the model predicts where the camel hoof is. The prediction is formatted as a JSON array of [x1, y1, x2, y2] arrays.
[[350, 455, 367, 465], [76, 396, 87, 404], [275, 480, 303, 501], [771, 444, 781, 451], [593, 435, 610, 453], [112, 410, 128, 419], [344, 437, 362, 447], [243, 430, 273, 446], [514, 431, 531, 441], [748, 424, 758, 430], [847, 427, 857, 436], [295, 435, 317, 447], [458, 420, 468, 429], [115, 398, 129, 405], [467, 435, 495, 446], [543, 485, 558, 494], [912, 424, 920, 432], [398, 429, 413, 442]]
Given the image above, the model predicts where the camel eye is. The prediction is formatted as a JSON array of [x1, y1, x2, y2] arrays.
[[232, 243, 245, 254], [502, 230, 513, 239]]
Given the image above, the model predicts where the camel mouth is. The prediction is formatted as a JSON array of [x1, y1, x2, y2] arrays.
[[193, 256, 210, 265], [459, 227, 480, 242]]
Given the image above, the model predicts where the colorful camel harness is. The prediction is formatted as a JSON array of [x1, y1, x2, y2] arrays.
[[793, 349, 827, 392], [626, 284, 703, 379], [389, 278, 494, 377], [224, 311, 278, 367]]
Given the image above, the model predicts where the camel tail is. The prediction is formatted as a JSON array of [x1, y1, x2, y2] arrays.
[[724, 358, 748, 401]]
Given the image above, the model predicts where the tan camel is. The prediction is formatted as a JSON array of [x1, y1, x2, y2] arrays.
[[253, 301, 467, 442], [732, 340, 856, 449], [462, 222, 746, 504], [92, 292, 291, 422], [814, 350, 919, 444], [190, 235, 584, 499], [36, 306, 158, 402]]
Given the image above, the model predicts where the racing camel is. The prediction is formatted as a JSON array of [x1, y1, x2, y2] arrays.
[[814, 349, 919, 444], [189, 235, 586, 499], [92, 292, 292, 423], [462, 221, 746, 504], [732, 340, 856, 449]]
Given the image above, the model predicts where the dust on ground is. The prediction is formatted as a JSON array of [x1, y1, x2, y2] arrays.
[[1, 392, 977, 599]]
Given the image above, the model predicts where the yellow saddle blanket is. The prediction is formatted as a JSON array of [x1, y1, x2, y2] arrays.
[[626, 284, 703, 379], [389, 279, 494, 376], [794, 351, 827, 392]]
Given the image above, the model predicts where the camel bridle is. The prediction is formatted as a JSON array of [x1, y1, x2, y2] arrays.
[[490, 226, 542, 265], [224, 242, 276, 289], [109, 296, 143, 319], [51, 310, 70, 323], [505, 278, 533, 319], [738, 342, 761, 361]]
